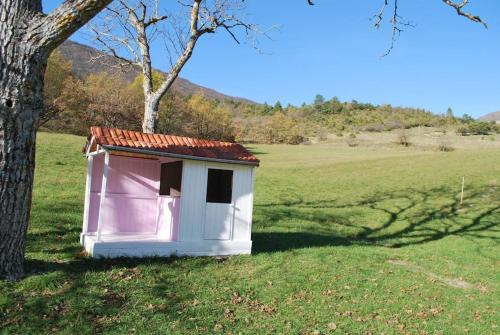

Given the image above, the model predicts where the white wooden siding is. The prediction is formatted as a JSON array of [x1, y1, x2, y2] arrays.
[[178, 160, 254, 242], [204, 203, 233, 240], [232, 166, 255, 241], [178, 160, 207, 241]]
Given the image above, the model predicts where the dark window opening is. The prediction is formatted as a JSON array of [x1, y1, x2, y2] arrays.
[[160, 161, 183, 196], [206, 169, 233, 203]]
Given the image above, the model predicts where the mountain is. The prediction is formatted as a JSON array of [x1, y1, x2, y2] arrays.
[[479, 111, 500, 123], [58, 40, 254, 104]]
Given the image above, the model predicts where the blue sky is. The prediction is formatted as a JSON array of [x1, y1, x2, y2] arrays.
[[43, 1, 500, 118]]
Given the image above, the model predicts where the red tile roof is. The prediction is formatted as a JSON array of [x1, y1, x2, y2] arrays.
[[87, 127, 259, 165]]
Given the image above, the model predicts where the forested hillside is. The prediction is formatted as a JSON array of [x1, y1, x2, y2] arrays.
[[42, 49, 499, 144], [58, 40, 254, 104]]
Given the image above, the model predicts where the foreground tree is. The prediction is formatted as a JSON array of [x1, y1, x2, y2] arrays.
[[0, 0, 112, 279], [90, 0, 258, 133]]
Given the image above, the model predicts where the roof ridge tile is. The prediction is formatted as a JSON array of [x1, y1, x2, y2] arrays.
[[89, 126, 259, 165]]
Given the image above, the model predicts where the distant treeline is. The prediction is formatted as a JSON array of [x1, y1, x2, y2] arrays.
[[43, 51, 499, 144]]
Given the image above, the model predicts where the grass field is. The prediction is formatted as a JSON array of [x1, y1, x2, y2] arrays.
[[1, 131, 499, 334]]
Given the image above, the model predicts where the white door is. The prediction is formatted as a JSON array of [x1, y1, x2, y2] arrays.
[[204, 168, 234, 240]]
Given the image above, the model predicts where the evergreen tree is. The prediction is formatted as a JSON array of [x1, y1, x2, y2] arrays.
[[314, 94, 325, 105], [274, 101, 283, 112], [446, 107, 454, 118]]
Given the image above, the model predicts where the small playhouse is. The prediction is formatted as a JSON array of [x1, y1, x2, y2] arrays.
[[80, 126, 259, 258]]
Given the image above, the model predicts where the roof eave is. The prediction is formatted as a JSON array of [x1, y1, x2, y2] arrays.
[[100, 145, 260, 167]]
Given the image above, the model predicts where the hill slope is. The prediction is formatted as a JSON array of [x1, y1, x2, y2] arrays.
[[58, 40, 254, 103], [480, 111, 500, 122]]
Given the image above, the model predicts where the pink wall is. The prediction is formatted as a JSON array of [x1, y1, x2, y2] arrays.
[[87, 154, 180, 238]]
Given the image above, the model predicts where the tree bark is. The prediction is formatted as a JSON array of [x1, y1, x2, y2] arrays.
[[0, 0, 112, 280], [0, 0, 47, 280], [141, 32, 199, 133], [143, 95, 159, 133]]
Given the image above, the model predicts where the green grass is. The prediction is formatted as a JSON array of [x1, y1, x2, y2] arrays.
[[1, 132, 499, 334]]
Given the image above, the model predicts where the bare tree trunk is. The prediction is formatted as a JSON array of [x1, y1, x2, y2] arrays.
[[0, 0, 112, 279], [141, 40, 197, 134], [108, 0, 205, 134], [143, 96, 160, 133]]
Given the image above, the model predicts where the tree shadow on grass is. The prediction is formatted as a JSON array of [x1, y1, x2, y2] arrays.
[[21, 185, 500, 274], [10, 256, 209, 334], [3, 185, 499, 333], [252, 185, 500, 253]]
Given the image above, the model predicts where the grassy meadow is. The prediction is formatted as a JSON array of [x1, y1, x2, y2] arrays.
[[0, 130, 499, 334]]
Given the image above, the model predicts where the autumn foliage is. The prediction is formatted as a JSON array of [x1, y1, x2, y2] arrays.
[[43, 51, 498, 144]]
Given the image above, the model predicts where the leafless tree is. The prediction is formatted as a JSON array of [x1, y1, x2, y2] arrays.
[[371, 0, 486, 56], [89, 0, 261, 133], [0, 1, 113, 279]]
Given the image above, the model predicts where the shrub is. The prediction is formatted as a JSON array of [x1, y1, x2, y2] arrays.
[[302, 139, 313, 145], [386, 120, 405, 131], [287, 134, 306, 145], [455, 121, 496, 136], [437, 137, 454, 152], [456, 126, 469, 136], [468, 121, 494, 135], [346, 133, 359, 147], [396, 129, 411, 147], [364, 123, 386, 132], [317, 128, 329, 141]]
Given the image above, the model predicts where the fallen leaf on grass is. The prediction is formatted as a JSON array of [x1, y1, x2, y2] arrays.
[[322, 289, 333, 296], [248, 299, 275, 314], [327, 322, 337, 330], [75, 250, 89, 259], [224, 308, 236, 323], [429, 307, 441, 316], [231, 292, 243, 304], [213, 323, 224, 332]]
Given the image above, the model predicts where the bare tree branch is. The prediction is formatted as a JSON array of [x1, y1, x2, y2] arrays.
[[381, 0, 415, 57], [373, 0, 388, 29], [89, 0, 262, 133], [144, 14, 169, 28], [372, 0, 485, 57], [441, 0, 487, 28]]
